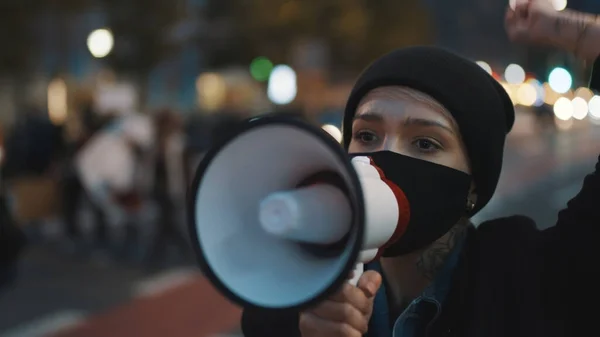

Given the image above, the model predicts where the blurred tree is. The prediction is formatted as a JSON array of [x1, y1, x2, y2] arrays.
[[199, 1, 253, 68], [0, 3, 40, 77], [99, 0, 186, 102], [0, 0, 94, 77], [203, 0, 434, 72]]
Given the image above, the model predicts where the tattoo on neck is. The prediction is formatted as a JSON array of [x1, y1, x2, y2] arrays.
[[415, 224, 464, 281]]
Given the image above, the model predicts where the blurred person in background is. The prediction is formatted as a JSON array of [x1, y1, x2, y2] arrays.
[[145, 109, 190, 267], [61, 102, 113, 256], [2, 107, 64, 180], [2, 107, 64, 244], [111, 129, 153, 262], [241, 3, 600, 337], [0, 107, 60, 290], [74, 111, 154, 260]]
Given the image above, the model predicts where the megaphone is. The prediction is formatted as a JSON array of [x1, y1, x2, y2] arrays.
[[188, 115, 408, 311]]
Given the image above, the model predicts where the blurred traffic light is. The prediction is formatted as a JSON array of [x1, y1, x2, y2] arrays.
[[250, 57, 274, 82]]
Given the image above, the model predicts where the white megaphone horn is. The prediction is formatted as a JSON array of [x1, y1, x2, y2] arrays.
[[188, 114, 409, 311]]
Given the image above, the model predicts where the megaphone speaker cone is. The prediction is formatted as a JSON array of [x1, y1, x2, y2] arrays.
[[188, 115, 365, 310]]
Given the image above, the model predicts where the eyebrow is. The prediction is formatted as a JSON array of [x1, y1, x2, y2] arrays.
[[353, 112, 455, 135], [353, 112, 383, 122]]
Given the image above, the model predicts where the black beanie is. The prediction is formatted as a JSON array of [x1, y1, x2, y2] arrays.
[[342, 46, 515, 215]]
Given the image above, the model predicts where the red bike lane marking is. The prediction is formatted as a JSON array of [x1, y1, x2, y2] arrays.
[[52, 276, 242, 337]]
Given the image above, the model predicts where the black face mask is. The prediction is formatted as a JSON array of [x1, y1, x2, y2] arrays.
[[350, 151, 472, 256]]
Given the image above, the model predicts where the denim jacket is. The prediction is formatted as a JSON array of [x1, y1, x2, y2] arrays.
[[365, 233, 466, 337]]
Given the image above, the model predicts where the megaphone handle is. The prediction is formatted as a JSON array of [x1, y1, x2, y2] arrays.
[[348, 263, 364, 286]]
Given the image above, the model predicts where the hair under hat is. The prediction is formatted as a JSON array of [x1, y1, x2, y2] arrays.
[[342, 46, 515, 215]]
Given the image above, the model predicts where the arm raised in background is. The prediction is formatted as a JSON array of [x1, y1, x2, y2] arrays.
[[505, 0, 600, 62], [505, 2, 600, 328], [505, 0, 600, 232]]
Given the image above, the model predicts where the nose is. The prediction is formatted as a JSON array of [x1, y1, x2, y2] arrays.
[[382, 135, 401, 153]]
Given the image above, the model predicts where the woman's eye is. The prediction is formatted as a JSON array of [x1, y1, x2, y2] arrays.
[[413, 138, 442, 152], [354, 131, 378, 144]]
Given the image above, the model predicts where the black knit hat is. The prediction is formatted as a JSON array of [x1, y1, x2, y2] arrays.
[[342, 46, 515, 215]]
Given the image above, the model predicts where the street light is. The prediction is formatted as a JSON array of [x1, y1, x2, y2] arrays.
[[48, 78, 68, 125], [267, 65, 297, 105], [87, 29, 114, 58]]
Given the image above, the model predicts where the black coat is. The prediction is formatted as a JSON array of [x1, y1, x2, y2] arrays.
[[240, 60, 600, 337]]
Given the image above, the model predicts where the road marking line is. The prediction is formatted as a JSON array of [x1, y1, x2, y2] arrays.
[[1, 310, 87, 337], [133, 268, 201, 298]]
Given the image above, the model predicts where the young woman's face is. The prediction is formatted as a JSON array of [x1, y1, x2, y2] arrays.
[[348, 86, 472, 175]]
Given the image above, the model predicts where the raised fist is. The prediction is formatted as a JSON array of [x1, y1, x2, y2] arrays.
[[505, 0, 560, 46]]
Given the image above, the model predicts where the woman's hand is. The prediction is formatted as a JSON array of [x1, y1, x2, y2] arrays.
[[299, 271, 382, 337]]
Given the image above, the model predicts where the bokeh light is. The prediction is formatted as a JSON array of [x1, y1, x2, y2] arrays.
[[542, 83, 559, 105], [87, 29, 114, 58], [575, 87, 594, 101], [548, 67, 572, 94], [196, 72, 227, 111], [321, 124, 342, 143], [500, 83, 517, 105], [48, 78, 68, 125], [516, 83, 537, 106], [476, 61, 492, 75], [588, 95, 600, 119], [571, 97, 588, 120], [250, 57, 274, 82], [552, 0, 568, 11], [553, 97, 573, 121], [526, 79, 545, 106], [504, 64, 526, 84], [267, 65, 297, 105]]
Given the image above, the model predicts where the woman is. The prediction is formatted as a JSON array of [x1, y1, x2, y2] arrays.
[[241, 2, 600, 337]]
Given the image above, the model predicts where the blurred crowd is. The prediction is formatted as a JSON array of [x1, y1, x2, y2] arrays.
[[0, 99, 250, 275]]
